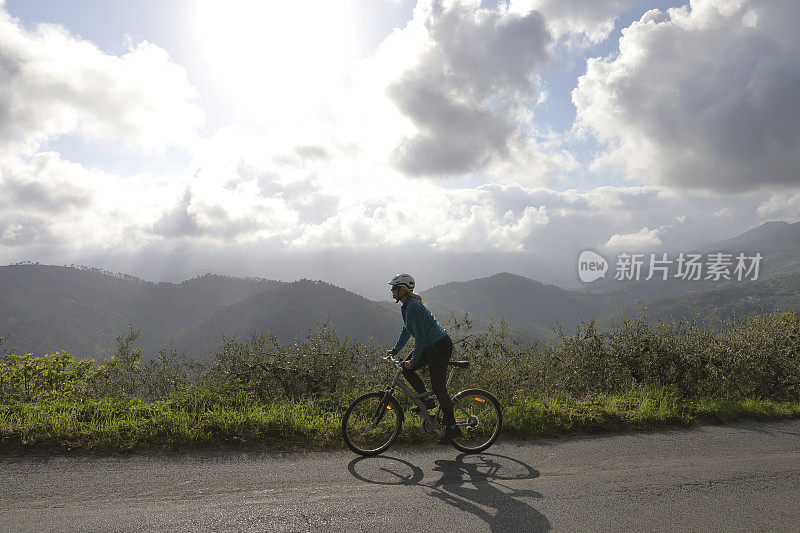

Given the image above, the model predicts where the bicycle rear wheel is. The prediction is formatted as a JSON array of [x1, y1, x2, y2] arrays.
[[342, 392, 402, 456], [449, 389, 502, 453]]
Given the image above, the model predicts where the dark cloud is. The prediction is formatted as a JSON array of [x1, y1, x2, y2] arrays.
[[389, 82, 514, 174], [294, 145, 331, 161], [152, 187, 271, 241], [0, 174, 93, 212], [423, 1, 551, 99], [388, 1, 551, 177], [152, 189, 200, 238], [280, 174, 339, 224], [0, 153, 97, 248]]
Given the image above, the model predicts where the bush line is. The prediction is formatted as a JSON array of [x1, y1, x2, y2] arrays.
[[1, 311, 799, 454]]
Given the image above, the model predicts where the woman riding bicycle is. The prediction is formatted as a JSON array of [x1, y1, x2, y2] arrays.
[[386, 273, 460, 443]]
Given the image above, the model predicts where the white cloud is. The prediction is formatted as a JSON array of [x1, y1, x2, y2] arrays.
[[274, 179, 767, 259], [0, 142, 779, 296], [604, 215, 688, 252], [573, 0, 800, 192], [605, 227, 663, 250], [0, 8, 204, 155], [3, 118, 773, 266], [756, 192, 800, 220], [715, 207, 734, 218], [432, 204, 550, 252]]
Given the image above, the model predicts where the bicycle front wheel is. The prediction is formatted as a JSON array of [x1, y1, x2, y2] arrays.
[[450, 389, 502, 453], [342, 392, 402, 456]]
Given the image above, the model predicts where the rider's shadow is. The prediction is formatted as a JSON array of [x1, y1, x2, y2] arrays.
[[347, 453, 550, 532], [430, 454, 549, 532]]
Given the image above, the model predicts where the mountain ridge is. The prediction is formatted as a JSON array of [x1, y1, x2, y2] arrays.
[[3, 219, 800, 357], [166, 279, 401, 356]]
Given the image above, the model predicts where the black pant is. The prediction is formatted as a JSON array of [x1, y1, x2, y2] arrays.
[[402, 335, 455, 426]]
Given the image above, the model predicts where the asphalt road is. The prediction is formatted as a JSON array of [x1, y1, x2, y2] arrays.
[[2, 419, 799, 532]]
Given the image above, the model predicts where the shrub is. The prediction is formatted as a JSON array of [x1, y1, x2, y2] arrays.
[[1, 311, 799, 406]]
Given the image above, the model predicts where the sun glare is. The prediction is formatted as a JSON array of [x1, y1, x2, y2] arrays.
[[194, 0, 356, 128]]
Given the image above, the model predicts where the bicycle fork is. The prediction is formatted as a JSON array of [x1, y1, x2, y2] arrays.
[[370, 387, 396, 426]]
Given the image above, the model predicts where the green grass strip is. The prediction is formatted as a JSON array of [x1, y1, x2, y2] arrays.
[[2, 386, 800, 455]]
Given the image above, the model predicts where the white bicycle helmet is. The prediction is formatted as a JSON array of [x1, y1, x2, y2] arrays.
[[388, 273, 415, 291]]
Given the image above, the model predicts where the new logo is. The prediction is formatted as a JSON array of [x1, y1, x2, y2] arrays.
[[578, 250, 608, 282]]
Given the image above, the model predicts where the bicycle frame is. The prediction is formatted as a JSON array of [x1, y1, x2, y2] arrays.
[[376, 356, 463, 430]]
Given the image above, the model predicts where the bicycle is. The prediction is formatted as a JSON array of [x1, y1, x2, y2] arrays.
[[341, 354, 502, 456]]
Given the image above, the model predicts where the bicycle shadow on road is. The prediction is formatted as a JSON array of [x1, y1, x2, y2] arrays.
[[347, 452, 550, 532]]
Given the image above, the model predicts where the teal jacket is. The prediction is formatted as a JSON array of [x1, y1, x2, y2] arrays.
[[390, 297, 447, 369]]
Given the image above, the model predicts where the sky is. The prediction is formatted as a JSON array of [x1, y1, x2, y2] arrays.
[[1, 0, 798, 299]]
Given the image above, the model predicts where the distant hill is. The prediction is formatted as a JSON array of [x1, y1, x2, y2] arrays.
[[418, 267, 800, 339], [0, 265, 140, 358], [700, 220, 800, 278], [168, 279, 401, 356], [631, 270, 800, 326], [585, 220, 800, 302], [708, 220, 792, 247], [129, 273, 284, 350], [422, 272, 612, 338], [0, 265, 282, 358]]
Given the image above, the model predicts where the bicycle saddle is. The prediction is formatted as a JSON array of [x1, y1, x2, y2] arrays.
[[448, 360, 470, 368]]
